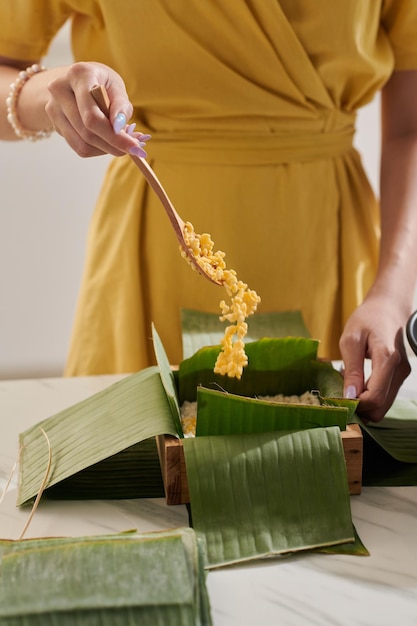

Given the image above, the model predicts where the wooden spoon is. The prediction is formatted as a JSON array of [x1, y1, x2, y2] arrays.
[[90, 84, 222, 285]]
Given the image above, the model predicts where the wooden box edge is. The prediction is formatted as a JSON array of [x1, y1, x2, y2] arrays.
[[157, 424, 363, 505]]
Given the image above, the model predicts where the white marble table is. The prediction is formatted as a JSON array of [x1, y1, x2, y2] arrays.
[[1, 367, 417, 626]]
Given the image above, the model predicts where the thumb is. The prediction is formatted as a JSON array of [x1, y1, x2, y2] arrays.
[[107, 88, 133, 134], [90, 83, 133, 133], [340, 351, 365, 401]]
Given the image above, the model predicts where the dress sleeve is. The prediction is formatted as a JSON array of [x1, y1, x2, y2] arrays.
[[0, 0, 71, 60], [381, 0, 417, 70]]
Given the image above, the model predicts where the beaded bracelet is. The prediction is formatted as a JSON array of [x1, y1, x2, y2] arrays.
[[6, 64, 54, 141]]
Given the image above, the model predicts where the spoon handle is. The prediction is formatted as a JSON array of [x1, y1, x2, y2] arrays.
[[90, 84, 220, 285]]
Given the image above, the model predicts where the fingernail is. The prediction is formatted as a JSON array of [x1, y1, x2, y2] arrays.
[[126, 123, 136, 136], [344, 385, 357, 399], [113, 113, 127, 134], [129, 145, 147, 158], [136, 133, 152, 141]]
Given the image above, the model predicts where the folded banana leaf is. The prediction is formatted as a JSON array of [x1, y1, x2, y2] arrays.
[[0, 528, 212, 626], [360, 398, 417, 486], [315, 526, 369, 556], [18, 367, 177, 505], [46, 439, 165, 500], [153, 323, 184, 437], [177, 337, 357, 436], [153, 323, 183, 435], [183, 427, 355, 569], [361, 399, 417, 462], [195, 387, 349, 436], [178, 336, 320, 402]]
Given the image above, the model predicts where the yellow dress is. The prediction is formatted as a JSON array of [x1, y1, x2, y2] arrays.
[[1, 1, 417, 374]]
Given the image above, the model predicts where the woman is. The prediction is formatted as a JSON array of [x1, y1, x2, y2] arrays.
[[0, 1, 416, 422]]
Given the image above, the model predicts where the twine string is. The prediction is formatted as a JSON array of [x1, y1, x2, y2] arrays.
[[19, 427, 52, 540]]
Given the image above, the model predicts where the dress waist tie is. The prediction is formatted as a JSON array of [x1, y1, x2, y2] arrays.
[[143, 126, 355, 165]]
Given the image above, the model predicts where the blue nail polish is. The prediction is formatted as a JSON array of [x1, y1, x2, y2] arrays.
[[129, 145, 147, 158], [113, 113, 127, 134]]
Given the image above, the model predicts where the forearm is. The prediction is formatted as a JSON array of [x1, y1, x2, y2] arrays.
[[0, 60, 66, 140], [370, 130, 417, 313], [366, 71, 417, 316], [339, 125, 417, 421]]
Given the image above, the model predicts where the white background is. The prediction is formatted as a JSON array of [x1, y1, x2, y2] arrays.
[[0, 25, 410, 380]]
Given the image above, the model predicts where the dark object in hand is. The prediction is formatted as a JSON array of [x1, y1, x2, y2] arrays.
[[406, 310, 417, 356]]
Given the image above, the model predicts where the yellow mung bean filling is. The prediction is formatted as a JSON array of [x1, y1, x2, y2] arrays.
[[182, 222, 261, 379]]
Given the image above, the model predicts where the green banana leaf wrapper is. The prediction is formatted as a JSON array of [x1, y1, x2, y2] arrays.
[[359, 398, 417, 486], [176, 335, 358, 437], [0, 528, 212, 626]]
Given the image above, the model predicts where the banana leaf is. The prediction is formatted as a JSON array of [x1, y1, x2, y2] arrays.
[[314, 525, 369, 556], [181, 308, 311, 358], [195, 387, 349, 436], [360, 399, 417, 462], [45, 439, 165, 500], [152, 324, 183, 436], [18, 367, 178, 505], [183, 427, 354, 569], [179, 337, 357, 408], [178, 337, 357, 435], [361, 430, 417, 487], [178, 337, 320, 402], [0, 528, 212, 626], [359, 398, 417, 486]]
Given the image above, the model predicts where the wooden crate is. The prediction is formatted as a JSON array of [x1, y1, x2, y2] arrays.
[[156, 424, 363, 505]]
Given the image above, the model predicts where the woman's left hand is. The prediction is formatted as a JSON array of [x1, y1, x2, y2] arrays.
[[340, 296, 411, 423]]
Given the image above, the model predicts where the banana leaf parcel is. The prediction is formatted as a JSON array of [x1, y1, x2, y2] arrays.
[[0, 527, 212, 626]]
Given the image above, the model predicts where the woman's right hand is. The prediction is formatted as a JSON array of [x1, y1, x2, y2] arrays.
[[45, 61, 149, 157], [0, 58, 149, 157]]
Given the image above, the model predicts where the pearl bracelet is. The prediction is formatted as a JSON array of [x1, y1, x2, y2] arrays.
[[6, 64, 54, 141]]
